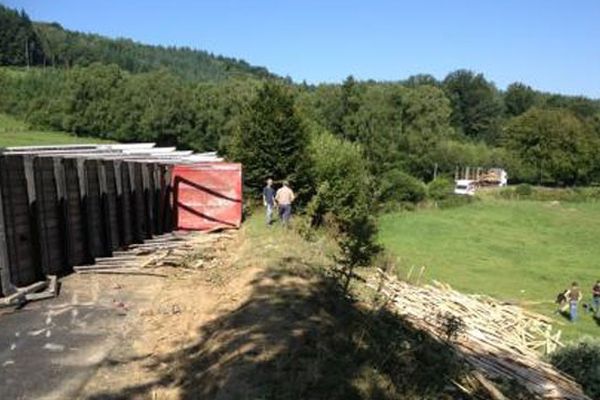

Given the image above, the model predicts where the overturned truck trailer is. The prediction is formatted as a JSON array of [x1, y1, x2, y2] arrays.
[[0, 144, 241, 298]]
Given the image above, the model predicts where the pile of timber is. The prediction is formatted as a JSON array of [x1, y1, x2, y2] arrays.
[[369, 269, 591, 400], [73, 231, 225, 274]]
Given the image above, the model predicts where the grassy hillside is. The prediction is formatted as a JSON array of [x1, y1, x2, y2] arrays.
[[0, 113, 113, 147], [379, 198, 600, 342]]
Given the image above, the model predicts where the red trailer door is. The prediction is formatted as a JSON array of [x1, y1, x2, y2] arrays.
[[173, 163, 242, 230]]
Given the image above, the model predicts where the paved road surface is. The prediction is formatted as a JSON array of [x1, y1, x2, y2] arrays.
[[0, 273, 164, 400]]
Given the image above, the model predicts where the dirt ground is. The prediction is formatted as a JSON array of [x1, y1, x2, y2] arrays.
[[5, 216, 471, 400], [78, 230, 252, 399], [77, 220, 364, 400], [3, 221, 347, 400]]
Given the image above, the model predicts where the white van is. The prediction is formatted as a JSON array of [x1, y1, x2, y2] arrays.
[[454, 179, 476, 196]]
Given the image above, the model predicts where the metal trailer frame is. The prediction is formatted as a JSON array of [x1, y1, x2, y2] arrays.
[[0, 143, 222, 293]]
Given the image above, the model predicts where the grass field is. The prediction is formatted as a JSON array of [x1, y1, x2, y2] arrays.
[[379, 198, 600, 342], [0, 113, 113, 147]]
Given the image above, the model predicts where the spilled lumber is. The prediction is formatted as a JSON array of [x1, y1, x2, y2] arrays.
[[73, 231, 227, 274], [368, 269, 591, 400]]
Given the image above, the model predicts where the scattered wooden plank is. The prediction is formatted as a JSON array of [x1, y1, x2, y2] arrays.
[[1, 275, 59, 306], [0, 290, 26, 307], [472, 371, 509, 400], [75, 269, 167, 277], [74, 264, 137, 271], [17, 280, 48, 295], [25, 291, 56, 301], [95, 255, 138, 262]]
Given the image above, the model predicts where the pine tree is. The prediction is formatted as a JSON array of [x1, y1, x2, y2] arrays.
[[229, 81, 311, 198]]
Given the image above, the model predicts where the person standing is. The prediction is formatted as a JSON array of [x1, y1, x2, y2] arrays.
[[565, 282, 583, 322], [592, 280, 600, 316], [263, 178, 275, 225], [275, 181, 295, 227]]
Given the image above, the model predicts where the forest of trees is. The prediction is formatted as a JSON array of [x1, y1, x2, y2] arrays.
[[2, 64, 598, 187], [0, 4, 273, 81], [2, 5, 600, 268]]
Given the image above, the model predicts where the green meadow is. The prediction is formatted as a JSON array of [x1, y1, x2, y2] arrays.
[[0, 113, 113, 147], [379, 197, 600, 342]]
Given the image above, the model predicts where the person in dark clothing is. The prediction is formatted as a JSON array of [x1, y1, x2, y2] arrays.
[[555, 290, 569, 314], [592, 280, 600, 316], [262, 178, 275, 225]]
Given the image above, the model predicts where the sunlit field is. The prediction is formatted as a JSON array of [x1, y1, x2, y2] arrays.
[[379, 198, 600, 341]]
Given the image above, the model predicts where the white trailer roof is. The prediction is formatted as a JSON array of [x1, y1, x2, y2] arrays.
[[0, 143, 223, 163]]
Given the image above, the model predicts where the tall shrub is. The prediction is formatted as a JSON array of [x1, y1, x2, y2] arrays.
[[550, 337, 600, 399], [377, 169, 426, 206], [308, 131, 380, 290], [427, 177, 454, 201]]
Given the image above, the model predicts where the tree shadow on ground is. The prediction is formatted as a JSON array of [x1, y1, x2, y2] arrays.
[[86, 258, 467, 400]]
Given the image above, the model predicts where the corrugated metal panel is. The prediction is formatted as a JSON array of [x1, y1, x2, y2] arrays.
[[0, 155, 42, 286], [102, 160, 120, 251], [117, 161, 134, 246], [34, 157, 66, 275], [129, 162, 147, 242], [63, 158, 89, 266], [84, 160, 109, 258]]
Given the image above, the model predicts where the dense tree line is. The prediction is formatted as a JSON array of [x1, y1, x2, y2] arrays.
[[0, 4, 273, 81], [1, 64, 599, 188]]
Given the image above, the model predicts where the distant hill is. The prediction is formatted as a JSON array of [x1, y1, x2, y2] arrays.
[[0, 4, 275, 82]]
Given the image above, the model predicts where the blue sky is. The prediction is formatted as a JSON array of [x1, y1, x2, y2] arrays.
[[4, 0, 600, 97]]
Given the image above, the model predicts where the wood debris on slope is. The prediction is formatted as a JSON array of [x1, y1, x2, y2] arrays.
[[73, 231, 233, 275], [368, 269, 590, 400]]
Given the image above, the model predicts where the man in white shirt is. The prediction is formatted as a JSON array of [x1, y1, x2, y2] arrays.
[[275, 181, 295, 226]]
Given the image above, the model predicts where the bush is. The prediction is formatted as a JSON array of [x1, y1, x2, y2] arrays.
[[574, 187, 600, 202], [437, 194, 476, 209], [427, 177, 454, 201], [515, 183, 533, 196], [496, 186, 600, 202], [549, 337, 600, 399], [308, 131, 380, 276], [378, 169, 426, 205], [308, 133, 372, 224]]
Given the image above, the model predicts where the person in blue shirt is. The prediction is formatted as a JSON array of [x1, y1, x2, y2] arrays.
[[262, 178, 275, 225]]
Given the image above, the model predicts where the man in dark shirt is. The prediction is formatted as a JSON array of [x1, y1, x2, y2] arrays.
[[592, 280, 600, 317], [262, 178, 275, 225]]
